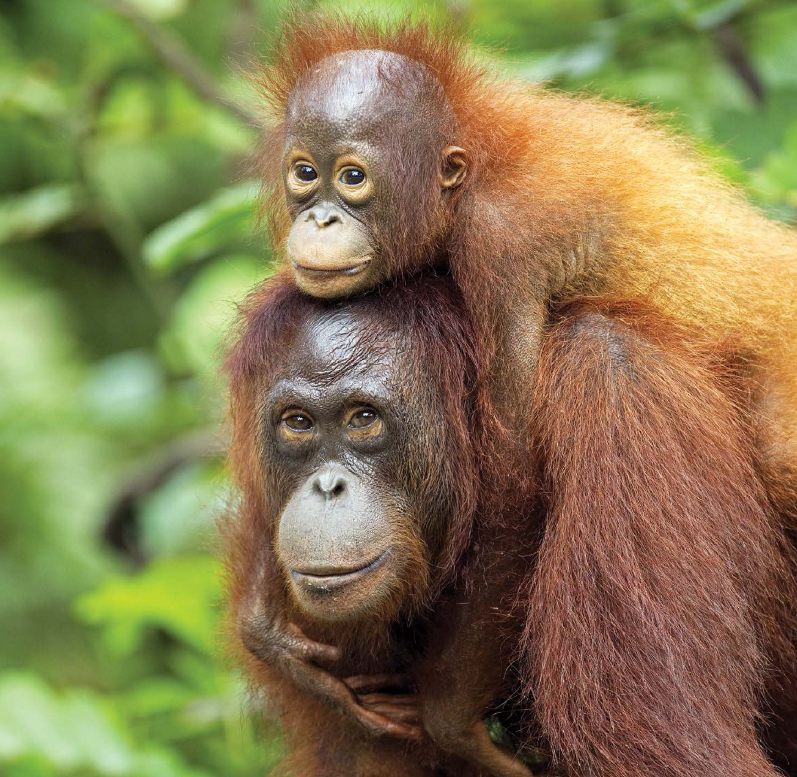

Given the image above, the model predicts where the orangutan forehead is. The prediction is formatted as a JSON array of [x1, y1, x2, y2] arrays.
[[283, 307, 404, 385], [285, 49, 448, 130]]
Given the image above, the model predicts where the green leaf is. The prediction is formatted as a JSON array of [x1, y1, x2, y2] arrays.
[[130, 747, 213, 777], [75, 556, 222, 655], [160, 254, 268, 376], [120, 678, 195, 718], [0, 69, 68, 120], [513, 40, 613, 81], [80, 350, 166, 429], [0, 185, 82, 244], [0, 708, 25, 760], [142, 183, 261, 274], [140, 461, 226, 559], [4, 758, 56, 777], [0, 675, 81, 769], [126, 0, 189, 19], [692, 0, 749, 31], [62, 691, 134, 776]]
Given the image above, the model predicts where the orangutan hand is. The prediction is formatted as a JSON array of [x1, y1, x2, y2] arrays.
[[344, 673, 422, 730], [239, 612, 421, 739]]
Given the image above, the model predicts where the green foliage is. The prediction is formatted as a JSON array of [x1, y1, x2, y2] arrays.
[[0, 0, 794, 773], [76, 555, 222, 654], [142, 183, 260, 274], [0, 185, 83, 244]]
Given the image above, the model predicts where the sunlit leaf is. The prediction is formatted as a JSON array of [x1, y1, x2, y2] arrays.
[[75, 556, 222, 655], [89, 137, 227, 233], [142, 184, 261, 274], [0, 675, 81, 769], [513, 40, 613, 81], [125, 0, 189, 20], [121, 678, 195, 718], [0, 185, 82, 244], [62, 691, 134, 776], [0, 69, 68, 119], [692, 0, 749, 31]]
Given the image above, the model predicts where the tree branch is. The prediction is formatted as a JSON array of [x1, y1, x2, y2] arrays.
[[102, 428, 226, 565], [96, 0, 259, 125], [713, 22, 765, 105]]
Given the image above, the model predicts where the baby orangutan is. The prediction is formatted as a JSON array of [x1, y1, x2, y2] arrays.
[[256, 16, 797, 532]]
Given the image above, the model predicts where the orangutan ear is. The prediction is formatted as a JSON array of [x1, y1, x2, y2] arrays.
[[440, 146, 468, 189]]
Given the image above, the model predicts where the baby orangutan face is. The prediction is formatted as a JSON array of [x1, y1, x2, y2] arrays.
[[281, 50, 466, 299]]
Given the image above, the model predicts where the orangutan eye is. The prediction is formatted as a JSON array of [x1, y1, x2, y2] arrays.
[[282, 412, 314, 432], [294, 164, 318, 182], [340, 167, 366, 186], [348, 408, 378, 429]]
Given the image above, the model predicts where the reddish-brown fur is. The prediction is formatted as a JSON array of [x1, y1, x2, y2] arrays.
[[525, 302, 797, 776], [223, 272, 797, 775], [238, 15, 797, 773], [222, 272, 487, 775], [224, 271, 481, 623]]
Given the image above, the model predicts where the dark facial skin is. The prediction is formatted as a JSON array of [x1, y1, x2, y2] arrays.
[[283, 50, 466, 298], [264, 309, 421, 622]]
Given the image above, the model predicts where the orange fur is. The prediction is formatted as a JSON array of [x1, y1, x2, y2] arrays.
[[222, 282, 797, 775], [243, 16, 797, 773], [220, 273, 486, 774]]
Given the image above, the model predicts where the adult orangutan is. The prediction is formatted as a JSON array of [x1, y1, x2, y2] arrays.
[[223, 271, 797, 777], [252, 15, 797, 518]]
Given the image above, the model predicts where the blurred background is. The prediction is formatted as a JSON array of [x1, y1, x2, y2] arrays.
[[0, 0, 795, 774]]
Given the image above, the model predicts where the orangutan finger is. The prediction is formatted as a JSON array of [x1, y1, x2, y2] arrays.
[[285, 623, 341, 667], [343, 673, 414, 693], [351, 706, 422, 740], [362, 704, 421, 724], [358, 692, 417, 707]]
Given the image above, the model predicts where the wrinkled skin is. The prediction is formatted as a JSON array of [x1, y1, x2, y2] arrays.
[[260, 309, 440, 618], [244, 311, 430, 740]]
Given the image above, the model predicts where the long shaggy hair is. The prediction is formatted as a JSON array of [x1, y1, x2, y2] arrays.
[[222, 277, 797, 775], [222, 270, 483, 656], [253, 14, 796, 358], [523, 299, 797, 777], [241, 17, 797, 773]]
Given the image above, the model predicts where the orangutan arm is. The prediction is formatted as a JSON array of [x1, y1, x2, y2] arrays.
[[236, 560, 422, 740], [522, 301, 790, 777], [393, 301, 792, 777]]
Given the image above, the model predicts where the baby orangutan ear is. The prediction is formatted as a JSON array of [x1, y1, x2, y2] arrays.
[[440, 146, 468, 189]]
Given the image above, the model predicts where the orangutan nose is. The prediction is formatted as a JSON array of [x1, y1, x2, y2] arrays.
[[312, 465, 348, 499], [307, 205, 343, 229]]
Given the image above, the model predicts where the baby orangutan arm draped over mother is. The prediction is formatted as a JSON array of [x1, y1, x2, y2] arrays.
[[223, 271, 796, 777]]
